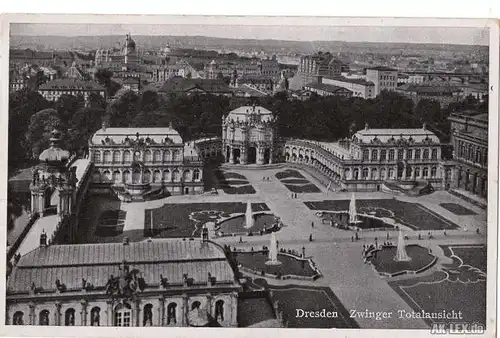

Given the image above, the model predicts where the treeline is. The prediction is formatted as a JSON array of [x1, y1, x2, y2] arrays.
[[8, 87, 486, 176]]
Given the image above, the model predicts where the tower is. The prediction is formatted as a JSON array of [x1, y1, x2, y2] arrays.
[[30, 129, 75, 218]]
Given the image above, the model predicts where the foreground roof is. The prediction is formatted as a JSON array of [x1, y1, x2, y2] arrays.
[[38, 79, 105, 91], [7, 239, 235, 294], [354, 127, 440, 143]]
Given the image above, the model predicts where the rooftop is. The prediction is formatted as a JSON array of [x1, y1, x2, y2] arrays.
[[397, 84, 462, 94], [38, 79, 105, 91], [325, 76, 375, 86], [366, 66, 398, 72], [158, 77, 232, 94], [226, 105, 274, 123], [305, 82, 352, 94], [354, 127, 440, 144], [91, 127, 183, 145], [8, 239, 235, 294]]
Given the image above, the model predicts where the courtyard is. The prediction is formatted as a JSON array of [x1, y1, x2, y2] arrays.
[[75, 165, 487, 328]]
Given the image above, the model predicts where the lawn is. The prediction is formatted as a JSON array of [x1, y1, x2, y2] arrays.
[[94, 210, 126, 237], [235, 251, 318, 277], [439, 203, 477, 216], [284, 184, 322, 193], [280, 178, 311, 184], [369, 245, 436, 276], [142, 202, 271, 238], [214, 170, 256, 195], [305, 199, 459, 231], [275, 169, 306, 180], [390, 245, 486, 327], [218, 214, 278, 235]]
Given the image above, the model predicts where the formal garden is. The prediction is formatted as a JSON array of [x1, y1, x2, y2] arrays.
[[305, 199, 459, 231], [275, 169, 321, 193]]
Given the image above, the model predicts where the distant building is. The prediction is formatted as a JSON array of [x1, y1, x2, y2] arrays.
[[283, 123, 446, 192], [95, 34, 140, 71], [365, 66, 398, 96], [121, 77, 141, 93], [298, 52, 343, 87], [398, 73, 425, 85], [303, 82, 353, 98], [396, 84, 462, 107], [88, 122, 204, 198], [222, 105, 276, 165], [205, 58, 279, 81], [158, 77, 233, 97], [321, 77, 375, 99], [64, 61, 88, 80], [38, 79, 106, 104], [234, 74, 275, 95], [449, 111, 488, 199]]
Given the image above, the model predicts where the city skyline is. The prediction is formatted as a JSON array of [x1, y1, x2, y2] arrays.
[[10, 24, 489, 46]]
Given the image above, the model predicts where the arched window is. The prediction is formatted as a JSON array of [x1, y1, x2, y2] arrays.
[[153, 170, 161, 183], [371, 150, 378, 161], [415, 167, 421, 178], [93, 151, 101, 163], [144, 150, 152, 163], [183, 170, 192, 182], [415, 149, 421, 160], [388, 149, 395, 161], [353, 169, 359, 180], [12, 311, 23, 325], [380, 150, 387, 161], [423, 167, 429, 178], [362, 149, 369, 161], [123, 150, 132, 164], [167, 303, 177, 325], [193, 169, 201, 181], [103, 170, 111, 182], [133, 151, 142, 162], [431, 167, 437, 178], [114, 303, 132, 327], [423, 149, 429, 160], [406, 149, 413, 160], [397, 149, 404, 161], [431, 148, 438, 160], [371, 168, 378, 180], [132, 169, 141, 184], [191, 301, 201, 310], [113, 170, 121, 184], [154, 150, 162, 163], [173, 150, 181, 162], [163, 170, 170, 182], [103, 151, 111, 164], [163, 150, 171, 162], [113, 151, 121, 163], [380, 168, 386, 180], [90, 307, 100, 326], [215, 300, 224, 322], [362, 168, 369, 179], [39, 310, 50, 326], [123, 170, 131, 183], [172, 169, 180, 182], [143, 304, 153, 326], [144, 170, 152, 183], [65, 308, 75, 326], [388, 168, 394, 179]]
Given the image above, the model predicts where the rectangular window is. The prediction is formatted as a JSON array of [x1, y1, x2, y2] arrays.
[[389, 150, 395, 161], [407, 149, 413, 160], [431, 149, 438, 160], [415, 149, 421, 160], [397, 150, 404, 160]]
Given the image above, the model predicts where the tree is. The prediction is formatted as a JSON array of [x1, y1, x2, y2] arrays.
[[25, 109, 63, 158], [8, 89, 52, 171], [55, 94, 85, 124], [95, 68, 121, 97], [88, 92, 107, 110], [67, 107, 105, 154], [108, 91, 140, 127]]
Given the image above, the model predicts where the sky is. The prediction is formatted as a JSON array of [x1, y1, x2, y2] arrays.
[[10, 23, 489, 45]]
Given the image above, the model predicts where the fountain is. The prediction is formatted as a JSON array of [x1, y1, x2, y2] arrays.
[[265, 231, 282, 266], [349, 193, 362, 225], [244, 202, 254, 229], [395, 229, 411, 262]]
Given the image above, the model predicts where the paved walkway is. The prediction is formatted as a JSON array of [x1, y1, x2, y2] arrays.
[[77, 165, 488, 329]]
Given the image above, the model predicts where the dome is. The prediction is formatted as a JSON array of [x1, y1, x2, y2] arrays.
[[125, 34, 136, 49], [38, 129, 70, 164]]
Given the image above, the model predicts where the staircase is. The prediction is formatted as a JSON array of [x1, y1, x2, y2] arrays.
[[382, 180, 434, 196]]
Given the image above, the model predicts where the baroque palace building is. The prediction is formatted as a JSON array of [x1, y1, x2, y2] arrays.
[[449, 111, 488, 199], [6, 234, 240, 327], [88, 120, 204, 199], [222, 105, 276, 165], [284, 123, 450, 192]]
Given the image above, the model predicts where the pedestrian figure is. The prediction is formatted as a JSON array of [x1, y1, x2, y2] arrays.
[[351, 236, 354, 242], [311, 221, 314, 228], [443, 231, 447, 236], [355, 232, 359, 240], [309, 234, 313, 242], [386, 232, 389, 240], [476, 228, 480, 234]]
